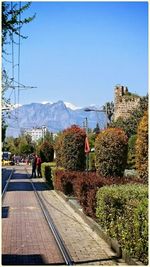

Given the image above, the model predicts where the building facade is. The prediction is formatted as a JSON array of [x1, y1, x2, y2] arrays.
[[24, 126, 47, 142], [114, 85, 140, 121]]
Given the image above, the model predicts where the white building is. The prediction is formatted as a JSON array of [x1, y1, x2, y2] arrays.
[[24, 126, 47, 142]]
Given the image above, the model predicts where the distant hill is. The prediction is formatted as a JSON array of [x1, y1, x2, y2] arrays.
[[5, 101, 107, 137]]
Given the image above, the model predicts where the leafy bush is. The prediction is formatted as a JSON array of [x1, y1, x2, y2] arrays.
[[55, 132, 64, 167], [135, 111, 148, 182], [96, 184, 148, 265], [56, 125, 86, 171], [127, 134, 137, 169], [95, 128, 128, 177], [39, 141, 54, 162], [41, 162, 53, 187], [53, 169, 143, 218], [54, 169, 77, 196], [89, 152, 96, 171]]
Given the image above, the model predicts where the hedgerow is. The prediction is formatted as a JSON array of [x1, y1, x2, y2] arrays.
[[96, 184, 148, 264], [53, 169, 144, 218], [41, 162, 53, 188]]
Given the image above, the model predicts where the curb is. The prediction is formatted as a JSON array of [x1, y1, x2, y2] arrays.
[[55, 190, 145, 266]]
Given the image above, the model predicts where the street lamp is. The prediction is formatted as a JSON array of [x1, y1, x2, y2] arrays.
[[84, 106, 107, 129]]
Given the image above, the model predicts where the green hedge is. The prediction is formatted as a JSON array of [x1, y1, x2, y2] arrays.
[[96, 184, 148, 265], [41, 162, 53, 187], [89, 152, 96, 171]]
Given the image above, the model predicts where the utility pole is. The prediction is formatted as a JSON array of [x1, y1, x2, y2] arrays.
[[85, 117, 89, 172]]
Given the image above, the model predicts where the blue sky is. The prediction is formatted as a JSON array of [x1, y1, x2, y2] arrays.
[[4, 1, 148, 108]]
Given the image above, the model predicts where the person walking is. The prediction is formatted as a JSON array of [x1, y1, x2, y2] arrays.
[[36, 155, 42, 178], [31, 154, 37, 178]]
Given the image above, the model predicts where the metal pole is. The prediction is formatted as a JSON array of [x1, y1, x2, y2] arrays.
[[85, 117, 89, 172]]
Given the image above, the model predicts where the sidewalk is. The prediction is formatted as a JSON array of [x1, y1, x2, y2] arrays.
[[32, 175, 127, 265]]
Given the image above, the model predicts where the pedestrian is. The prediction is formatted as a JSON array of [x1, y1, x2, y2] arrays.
[[31, 154, 37, 178], [36, 155, 42, 178]]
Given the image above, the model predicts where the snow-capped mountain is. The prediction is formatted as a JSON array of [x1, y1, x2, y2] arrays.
[[5, 101, 107, 137]]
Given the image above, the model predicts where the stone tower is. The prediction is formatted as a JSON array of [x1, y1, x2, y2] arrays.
[[114, 85, 140, 121]]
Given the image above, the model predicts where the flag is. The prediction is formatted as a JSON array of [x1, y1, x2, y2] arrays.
[[84, 136, 90, 153]]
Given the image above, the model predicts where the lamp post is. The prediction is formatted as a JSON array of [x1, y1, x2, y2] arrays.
[[83, 117, 90, 171], [84, 106, 107, 129]]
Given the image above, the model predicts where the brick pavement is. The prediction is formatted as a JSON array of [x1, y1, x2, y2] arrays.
[[2, 168, 64, 265], [2, 166, 127, 265]]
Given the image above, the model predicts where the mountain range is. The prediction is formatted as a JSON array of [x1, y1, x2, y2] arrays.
[[5, 101, 107, 137]]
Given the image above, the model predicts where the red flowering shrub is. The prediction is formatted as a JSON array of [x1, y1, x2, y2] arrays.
[[54, 169, 77, 196], [95, 128, 128, 177], [54, 169, 143, 218], [55, 125, 86, 171]]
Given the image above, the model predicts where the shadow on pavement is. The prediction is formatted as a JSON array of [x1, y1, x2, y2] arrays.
[[2, 254, 46, 265], [2, 206, 9, 218], [2, 254, 64, 265], [6, 181, 50, 192]]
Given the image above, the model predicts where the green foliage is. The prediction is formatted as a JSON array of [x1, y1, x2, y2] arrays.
[[103, 101, 114, 124], [95, 128, 128, 177], [127, 134, 137, 169], [93, 123, 100, 134], [55, 125, 86, 171], [41, 163, 53, 187], [135, 111, 148, 182], [89, 152, 96, 171], [2, 2, 36, 48], [39, 141, 54, 163], [96, 184, 148, 265], [88, 132, 96, 150], [4, 134, 34, 156], [54, 132, 64, 167]]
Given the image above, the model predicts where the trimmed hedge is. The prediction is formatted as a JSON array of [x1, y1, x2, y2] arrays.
[[95, 128, 128, 177], [55, 125, 86, 171], [96, 184, 148, 265], [53, 169, 144, 218], [41, 162, 53, 187]]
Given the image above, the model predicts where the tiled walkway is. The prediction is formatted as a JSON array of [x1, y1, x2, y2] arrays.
[[2, 168, 64, 265], [2, 166, 127, 265]]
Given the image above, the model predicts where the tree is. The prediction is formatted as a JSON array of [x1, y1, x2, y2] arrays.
[[93, 123, 100, 134], [135, 111, 148, 182], [2, 2, 35, 49], [2, 2, 35, 143], [103, 101, 114, 125], [39, 141, 54, 162]]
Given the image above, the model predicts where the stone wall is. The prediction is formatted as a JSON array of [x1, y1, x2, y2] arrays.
[[114, 85, 140, 121]]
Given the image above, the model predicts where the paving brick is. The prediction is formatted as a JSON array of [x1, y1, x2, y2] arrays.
[[2, 171, 64, 265], [2, 166, 128, 265]]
